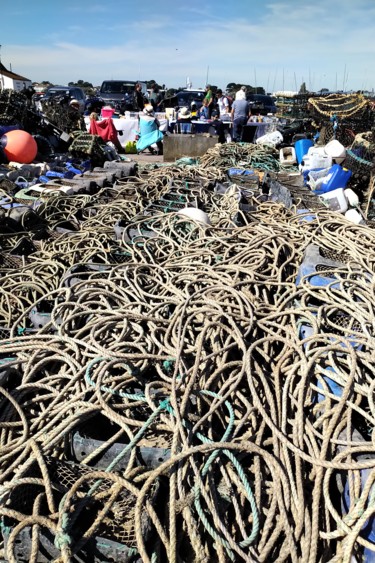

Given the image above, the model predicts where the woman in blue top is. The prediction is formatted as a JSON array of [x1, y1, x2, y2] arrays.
[[198, 99, 210, 120], [136, 104, 164, 154]]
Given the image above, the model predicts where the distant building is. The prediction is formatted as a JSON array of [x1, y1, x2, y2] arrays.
[[0, 62, 32, 92]]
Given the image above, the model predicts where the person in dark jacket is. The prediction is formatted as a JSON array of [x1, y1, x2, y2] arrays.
[[150, 86, 162, 111], [133, 83, 146, 112]]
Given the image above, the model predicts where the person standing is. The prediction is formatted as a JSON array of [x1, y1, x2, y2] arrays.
[[231, 91, 250, 142], [210, 109, 226, 143], [199, 99, 210, 120], [150, 85, 162, 111], [216, 89, 230, 117], [204, 84, 213, 117], [133, 82, 146, 112]]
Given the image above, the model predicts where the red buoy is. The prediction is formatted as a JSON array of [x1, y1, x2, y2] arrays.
[[0, 130, 38, 164]]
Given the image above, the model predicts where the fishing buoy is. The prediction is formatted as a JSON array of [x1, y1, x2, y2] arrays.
[[0, 130, 38, 164]]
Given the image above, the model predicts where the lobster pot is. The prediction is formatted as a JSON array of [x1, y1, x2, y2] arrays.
[[344, 149, 374, 195]]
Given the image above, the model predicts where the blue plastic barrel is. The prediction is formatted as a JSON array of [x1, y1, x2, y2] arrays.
[[295, 139, 313, 164]]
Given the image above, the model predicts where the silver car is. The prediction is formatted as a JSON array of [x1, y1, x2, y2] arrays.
[[40, 85, 86, 113]]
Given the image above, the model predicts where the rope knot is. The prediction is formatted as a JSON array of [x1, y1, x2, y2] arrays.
[[159, 398, 173, 414], [54, 531, 72, 550]]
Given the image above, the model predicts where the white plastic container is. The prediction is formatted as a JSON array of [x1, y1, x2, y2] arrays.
[[344, 208, 365, 224], [307, 146, 327, 157], [344, 188, 359, 207], [279, 146, 296, 166], [300, 152, 332, 172], [319, 187, 348, 213], [256, 130, 283, 147], [324, 140, 346, 164]]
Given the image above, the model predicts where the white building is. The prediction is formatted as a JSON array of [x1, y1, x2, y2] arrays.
[[0, 62, 32, 92]]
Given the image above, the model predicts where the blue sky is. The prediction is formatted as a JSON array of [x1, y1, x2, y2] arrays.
[[1, 0, 375, 92]]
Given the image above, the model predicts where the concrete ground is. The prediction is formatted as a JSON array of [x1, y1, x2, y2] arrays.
[[128, 153, 164, 164]]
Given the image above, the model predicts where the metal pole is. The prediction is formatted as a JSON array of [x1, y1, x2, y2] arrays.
[[0, 46, 3, 91]]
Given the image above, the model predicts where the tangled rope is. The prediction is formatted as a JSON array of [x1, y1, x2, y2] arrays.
[[1, 160, 375, 562]]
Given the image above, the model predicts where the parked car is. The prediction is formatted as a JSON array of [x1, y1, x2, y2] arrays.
[[246, 93, 277, 115], [40, 85, 86, 113], [164, 89, 206, 111], [97, 80, 148, 113]]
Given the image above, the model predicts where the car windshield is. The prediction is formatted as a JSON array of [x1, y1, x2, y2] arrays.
[[101, 81, 135, 95], [248, 95, 274, 104], [47, 89, 69, 96], [177, 92, 205, 104]]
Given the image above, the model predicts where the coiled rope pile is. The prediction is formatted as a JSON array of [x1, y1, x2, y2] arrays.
[[0, 156, 375, 562]]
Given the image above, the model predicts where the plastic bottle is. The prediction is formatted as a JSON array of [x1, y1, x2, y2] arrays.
[[300, 152, 332, 172], [324, 139, 346, 164], [319, 187, 348, 213], [315, 164, 352, 195], [344, 208, 365, 224], [294, 139, 313, 164], [343, 188, 359, 207]]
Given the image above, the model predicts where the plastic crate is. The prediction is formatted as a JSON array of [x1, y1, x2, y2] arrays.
[[295, 244, 348, 287]]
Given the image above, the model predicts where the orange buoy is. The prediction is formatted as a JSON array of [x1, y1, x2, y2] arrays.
[[0, 130, 38, 164]]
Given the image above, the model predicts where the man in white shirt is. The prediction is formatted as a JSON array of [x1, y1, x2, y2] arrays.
[[216, 89, 230, 116]]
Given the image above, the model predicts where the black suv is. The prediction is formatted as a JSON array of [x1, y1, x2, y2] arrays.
[[40, 86, 86, 113], [246, 94, 277, 115], [98, 80, 148, 113], [176, 90, 205, 110], [164, 89, 206, 111]]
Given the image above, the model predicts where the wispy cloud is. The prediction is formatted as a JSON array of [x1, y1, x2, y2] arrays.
[[4, 0, 375, 91]]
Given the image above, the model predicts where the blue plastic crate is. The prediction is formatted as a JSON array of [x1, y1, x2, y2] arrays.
[[295, 244, 345, 287]]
